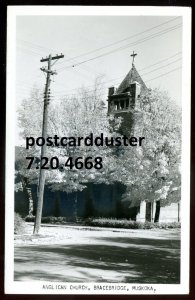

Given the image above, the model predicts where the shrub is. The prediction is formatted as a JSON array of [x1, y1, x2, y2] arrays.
[[25, 215, 35, 222], [24, 216, 67, 224], [84, 218, 180, 229], [14, 213, 26, 234]]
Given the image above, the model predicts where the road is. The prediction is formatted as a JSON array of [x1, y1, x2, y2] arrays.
[[14, 224, 180, 283]]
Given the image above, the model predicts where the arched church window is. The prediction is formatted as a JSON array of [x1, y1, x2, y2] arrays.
[[125, 99, 129, 109], [114, 101, 120, 111], [120, 100, 124, 110]]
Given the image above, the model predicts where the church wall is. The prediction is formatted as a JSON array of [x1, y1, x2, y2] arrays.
[[136, 200, 179, 223], [158, 203, 179, 223], [15, 190, 29, 217], [14, 184, 180, 223], [15, 182, 138, 219], [114, 111, 135, 136], [136, 200, 146, 222]]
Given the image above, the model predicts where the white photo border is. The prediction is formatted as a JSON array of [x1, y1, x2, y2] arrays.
[[5, 5, 191, 295]]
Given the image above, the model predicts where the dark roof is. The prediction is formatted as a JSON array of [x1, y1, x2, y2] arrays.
[[115, 64, 147, 95]]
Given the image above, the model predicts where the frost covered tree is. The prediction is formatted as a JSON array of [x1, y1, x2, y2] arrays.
[[17, 79, 120, 227], [119, 88, 181, 217], [16, 89, 45, 217], [17, 78, 181, 225]]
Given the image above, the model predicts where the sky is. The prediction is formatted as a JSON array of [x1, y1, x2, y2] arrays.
[[16, 14, 182, 145]]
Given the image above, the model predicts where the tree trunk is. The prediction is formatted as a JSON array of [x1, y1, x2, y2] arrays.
[[178, 202, 180, 222], [145, 202, 152, 222], [21, 177, 34, 217], [73, 193, 78, 222], [26, 187, 34, 217], [154, 200, 161, 223]]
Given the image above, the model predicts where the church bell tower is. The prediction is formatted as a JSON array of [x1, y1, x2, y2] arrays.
[[107, 52, 148, 135]]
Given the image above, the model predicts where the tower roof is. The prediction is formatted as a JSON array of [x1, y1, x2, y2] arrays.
[[115, 64, 147, 95]]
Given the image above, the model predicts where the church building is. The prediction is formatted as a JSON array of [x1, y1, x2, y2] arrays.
[[108, 51, 147, 115], [107, 52, 148, 137], [15, 52, 180, 223], [107, 51, 180, 223]]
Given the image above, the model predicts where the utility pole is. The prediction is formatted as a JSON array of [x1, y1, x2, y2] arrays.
[[33, 53, 64, 234]]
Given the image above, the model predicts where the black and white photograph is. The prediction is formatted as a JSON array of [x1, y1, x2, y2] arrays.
[[5, 6, 191, 295]]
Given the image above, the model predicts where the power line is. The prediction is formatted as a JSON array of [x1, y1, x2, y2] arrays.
[[52, 53, 182, 95], [17, 38, 57, 53], [17, 46, 43, 57], [94, 52, 182, 88], [17, 44, 97, 82], [17, 20, 181, 82], [56, 17, 180, 66], [17, 38, 97, 76], [18, 57, 181, 99], [52, 65, 182, 100], [57, 24, 181, 71], [21, 63, 181, 102], [17, 48, 182, 99], [98, 59, 182, 89], [141, 58, 181, 77], [17, 17, 180, 69], [138, 52, 182, 72], [145, 66, 182, 83], [17, 17, 181, 79]]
